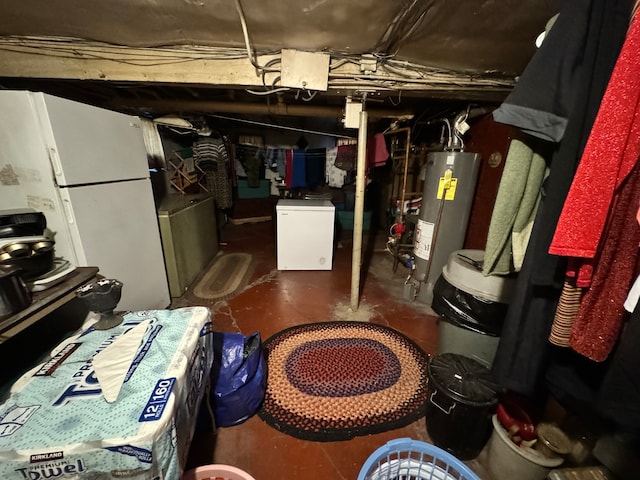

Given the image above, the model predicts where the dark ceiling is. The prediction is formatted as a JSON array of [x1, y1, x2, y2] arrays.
[[0, 0, 561, 132]]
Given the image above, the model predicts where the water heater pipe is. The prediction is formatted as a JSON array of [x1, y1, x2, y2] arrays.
[[383, 127, 412, 224], [350, 110, 369, 312], [447, 106, 493, 151]]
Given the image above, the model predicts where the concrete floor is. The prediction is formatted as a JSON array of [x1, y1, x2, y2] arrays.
[[176, 219, 496, 479]]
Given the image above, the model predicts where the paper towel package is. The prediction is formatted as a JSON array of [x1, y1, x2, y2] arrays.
[[0, 306, 214, 480]]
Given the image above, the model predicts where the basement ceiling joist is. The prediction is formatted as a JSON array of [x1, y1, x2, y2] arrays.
[[0, 0, 561, 119], [0, 38, 515, 96]]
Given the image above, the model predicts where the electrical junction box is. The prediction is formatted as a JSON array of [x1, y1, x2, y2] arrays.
[[343, 99, 363, 129], [281, 49, 330, 91], [359, 54, 378, 73]]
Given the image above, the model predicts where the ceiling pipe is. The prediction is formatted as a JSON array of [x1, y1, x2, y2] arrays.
[[113, 98, 413, 119]]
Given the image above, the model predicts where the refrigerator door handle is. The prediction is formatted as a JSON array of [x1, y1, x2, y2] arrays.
[[62, 198, 75, 224], [48, 146, 63, 177]]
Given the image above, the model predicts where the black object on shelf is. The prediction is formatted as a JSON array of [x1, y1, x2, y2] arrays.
[[0, 209, 47, 239], [76, 279, 124, 330], [0, 264, 32, 320]]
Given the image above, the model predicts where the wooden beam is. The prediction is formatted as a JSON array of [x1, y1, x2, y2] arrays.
[[0, 37, 513, 98], [0, 38, 279, 87]]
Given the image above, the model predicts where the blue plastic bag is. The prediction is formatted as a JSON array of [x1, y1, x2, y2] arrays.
[[210, 331, 267, 427]]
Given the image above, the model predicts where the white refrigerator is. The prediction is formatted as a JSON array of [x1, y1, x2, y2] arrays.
[[0, 91, 170, 311]]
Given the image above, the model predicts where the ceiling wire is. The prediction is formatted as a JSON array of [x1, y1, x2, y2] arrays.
[[209, 114, 352, 138], [245, 87, 290, 95], [388, 90, 403, 106], [372, 0, 434, 56], [234, 0, 280, 75], [327, 52, 515, 89], [0, 37, 276, 66], [301, 90, 318, 102], [247, 58, 290, 96]]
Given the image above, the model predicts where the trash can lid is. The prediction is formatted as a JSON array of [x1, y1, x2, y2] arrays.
[[442, 250, 516, 303], [428, 353, 499, 407]]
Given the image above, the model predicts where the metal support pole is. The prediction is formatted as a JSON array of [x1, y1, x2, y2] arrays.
[[350, 110, 369, 311]]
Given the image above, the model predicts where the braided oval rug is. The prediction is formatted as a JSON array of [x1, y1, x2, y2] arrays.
[[258, 321, 430, 441]]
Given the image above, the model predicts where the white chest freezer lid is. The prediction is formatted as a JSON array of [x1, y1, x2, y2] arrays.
[[277, 199, 335, 211], [442, 249, 516, 303]]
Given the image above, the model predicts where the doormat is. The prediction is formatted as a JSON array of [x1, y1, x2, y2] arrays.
[[192, 253, 253, 302], [258, 321, 430, 442]]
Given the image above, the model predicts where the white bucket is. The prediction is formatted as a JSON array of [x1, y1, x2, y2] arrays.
[[487, 415, 564, 480]]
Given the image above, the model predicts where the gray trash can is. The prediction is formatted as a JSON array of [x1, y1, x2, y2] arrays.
[[431, 249, 516, 369]]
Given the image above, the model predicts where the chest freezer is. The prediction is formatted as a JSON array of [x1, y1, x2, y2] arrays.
[[157, 194, 218, 297], [276, 199, 335, 270]]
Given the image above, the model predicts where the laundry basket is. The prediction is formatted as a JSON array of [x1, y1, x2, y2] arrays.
[[358, 438, 480, 480], [181, 464, 256, 480]]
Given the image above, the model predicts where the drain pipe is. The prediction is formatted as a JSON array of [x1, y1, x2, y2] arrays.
[[350, 109, 369, 311]]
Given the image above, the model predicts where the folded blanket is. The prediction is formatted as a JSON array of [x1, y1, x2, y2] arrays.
[[483, 139, 548, 275]]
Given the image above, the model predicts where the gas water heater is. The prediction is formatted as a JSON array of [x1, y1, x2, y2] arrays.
[[404, 113, 482, 306]]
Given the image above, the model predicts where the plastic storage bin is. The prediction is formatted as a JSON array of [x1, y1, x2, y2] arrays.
[[358, 438, 480, 480], [182, 464, 256, 480], [425, 353, 499, 460], [336, 209, 372, 230], [237, 179, 271, 199], [431, 249, 516, 368]]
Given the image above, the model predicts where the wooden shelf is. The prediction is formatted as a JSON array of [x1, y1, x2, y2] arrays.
[[0, 267, 99, 343]]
